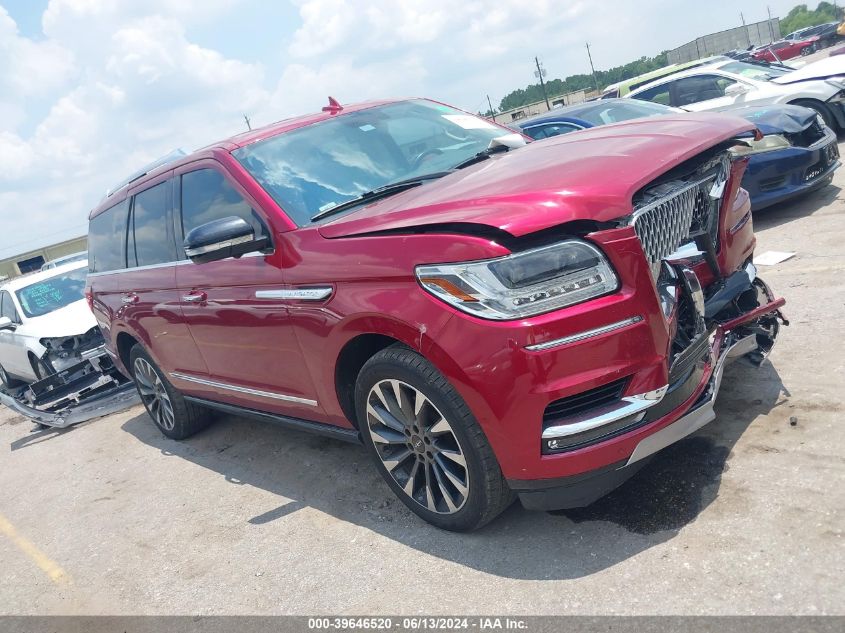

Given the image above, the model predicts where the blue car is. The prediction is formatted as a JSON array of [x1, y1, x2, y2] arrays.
[[513, 99, 840, 211]]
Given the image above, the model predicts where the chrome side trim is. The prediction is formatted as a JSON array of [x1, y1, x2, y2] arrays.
[[185, 234, 254, 258], [526, 316, 643, 352], [88, 260, 193, 278], [169, 372, 318, 407], [255, 287, 333, 301], [542, 384, 669, 440]]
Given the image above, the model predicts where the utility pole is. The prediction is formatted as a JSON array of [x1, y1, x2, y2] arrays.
[[486, 94, 496, 122], [767, 6, 775, 41], [534, 56, 551, 110], [585, 42, 600, 93], [740, 12, 751, 47], [243, 114, 252, 131]]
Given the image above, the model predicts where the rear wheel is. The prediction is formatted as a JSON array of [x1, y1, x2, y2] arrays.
[[129, 345, 212, 439], [355, 345, 514, 531]]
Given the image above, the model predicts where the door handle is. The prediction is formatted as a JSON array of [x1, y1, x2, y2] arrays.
[[121, 294, 138, 305], [182, 291, 207, 303]]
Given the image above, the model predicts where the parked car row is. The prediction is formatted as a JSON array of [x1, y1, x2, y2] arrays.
[[77, 95, 789, 531], [514, 99, 839, 211]]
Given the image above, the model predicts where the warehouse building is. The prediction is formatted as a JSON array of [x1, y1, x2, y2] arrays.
[[0, 235, 87, 280]]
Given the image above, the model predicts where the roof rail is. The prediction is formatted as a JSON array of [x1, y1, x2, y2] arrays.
[[105, 148, 188, 197]]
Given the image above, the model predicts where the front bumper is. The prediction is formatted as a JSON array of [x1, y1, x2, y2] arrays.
[[507, 267, 786, 511], [744, 132, 840, 211], [513, 327, 767, 511]]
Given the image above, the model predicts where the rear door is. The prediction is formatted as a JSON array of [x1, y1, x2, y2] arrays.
[[172, 162, 323, 419], [119, 173, 208, 377]]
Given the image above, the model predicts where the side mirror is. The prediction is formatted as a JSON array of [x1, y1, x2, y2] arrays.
[[0, 316, 15, 331], [184, 216, 269, 264], [724, 82, 750, 97]]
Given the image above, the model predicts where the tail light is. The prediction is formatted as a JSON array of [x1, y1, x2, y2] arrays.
[[85, 287, 94, 313]]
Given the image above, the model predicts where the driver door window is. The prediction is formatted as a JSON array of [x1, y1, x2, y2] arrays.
[[0, 291, 19, 323], [671, 75, 736, 106]]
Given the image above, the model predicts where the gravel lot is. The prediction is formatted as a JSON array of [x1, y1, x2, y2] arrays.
[[1, 142, 843, 616]]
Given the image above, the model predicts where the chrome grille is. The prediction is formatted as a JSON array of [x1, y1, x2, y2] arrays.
[[631, 179, 704, 265], [631, 154, 729, 269]]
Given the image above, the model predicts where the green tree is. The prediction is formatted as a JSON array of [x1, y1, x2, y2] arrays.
[[780, 1, 842, 35], [499, 52, 668, 112]]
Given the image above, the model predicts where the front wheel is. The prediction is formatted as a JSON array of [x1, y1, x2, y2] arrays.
[[355, 345, 513, 531], [800, 44, 814, 56], [129, 345, 213, 439], [792, 99, 835, 129]]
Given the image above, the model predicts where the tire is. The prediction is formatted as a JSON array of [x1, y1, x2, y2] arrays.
[[129, 345, 212, 439], [0, 362, 23, 389], [792, 99, 835, 129], [355, 345, 514, 531], [30, 354, 53, 381], [800, 44, 814, 56]]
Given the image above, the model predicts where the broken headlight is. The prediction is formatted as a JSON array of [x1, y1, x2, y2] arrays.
[[730, 134, 790, 156], [416, 240, 618, 320]]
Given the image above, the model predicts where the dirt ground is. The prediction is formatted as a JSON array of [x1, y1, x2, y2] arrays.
[[1, 148, 843, 616]]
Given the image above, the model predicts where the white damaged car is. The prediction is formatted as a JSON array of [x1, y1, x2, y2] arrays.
[[0, 261, 133, 425]]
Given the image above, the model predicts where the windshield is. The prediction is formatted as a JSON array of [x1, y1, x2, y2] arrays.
[[571, 100, 678, 126], [233, 100, 512, 225], [717, 61, 792, 81], [15, 267, 87, 318]]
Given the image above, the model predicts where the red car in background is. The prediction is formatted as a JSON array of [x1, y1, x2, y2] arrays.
[[86, 99, 786, 531], [753, 37, 819, 61]]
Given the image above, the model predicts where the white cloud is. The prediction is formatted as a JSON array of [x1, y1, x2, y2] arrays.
[[0, 0, 813, 260]]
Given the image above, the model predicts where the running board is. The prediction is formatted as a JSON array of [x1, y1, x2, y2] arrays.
[[184, 396, 362, 444]]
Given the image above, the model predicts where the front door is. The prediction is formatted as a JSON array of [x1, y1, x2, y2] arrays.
[[172, 164, 322, 419], [0, 290, 28, 379]]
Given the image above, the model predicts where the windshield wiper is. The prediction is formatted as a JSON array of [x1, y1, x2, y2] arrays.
[[451, 143, 511, 170], [310, 172, 453, 222]]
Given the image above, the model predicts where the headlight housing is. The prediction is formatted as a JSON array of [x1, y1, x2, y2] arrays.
[[416, 240, 618, 320], [730, 134, 790, 156]]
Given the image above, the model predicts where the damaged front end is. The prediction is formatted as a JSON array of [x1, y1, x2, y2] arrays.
[[1, 327, 137, 428], [629, 139, 787, 375]]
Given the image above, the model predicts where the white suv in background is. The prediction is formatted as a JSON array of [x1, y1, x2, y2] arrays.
[[627, 57, 845, 129]]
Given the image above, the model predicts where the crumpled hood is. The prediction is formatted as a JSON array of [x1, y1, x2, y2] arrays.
[[319, 112, 755, 239], [24, 299, 98, 339], [772, 56, 845, 83], [719, 103, 817, 135]]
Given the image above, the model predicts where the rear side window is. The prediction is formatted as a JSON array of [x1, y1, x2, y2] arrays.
[[632, 83, 672, 106], [180, 169, 267, 239], [88, 199, 129, 273], [129, 182, 176, 267]]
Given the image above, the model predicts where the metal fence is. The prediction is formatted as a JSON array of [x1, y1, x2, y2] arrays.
[[667, 18, 781, 64]]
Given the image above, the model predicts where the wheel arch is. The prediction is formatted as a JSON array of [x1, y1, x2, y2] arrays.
[[116, 331, 140, 376]]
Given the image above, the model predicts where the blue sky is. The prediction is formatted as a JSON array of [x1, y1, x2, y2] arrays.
[[0, 0, 802, 259]]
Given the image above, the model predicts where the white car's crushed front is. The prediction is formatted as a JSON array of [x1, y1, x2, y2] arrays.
[[0, 261, 132, 423]]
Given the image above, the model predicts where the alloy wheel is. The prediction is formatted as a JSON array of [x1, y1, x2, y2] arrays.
[[133, 357, 175, 431], [365, 379, 470, 514]]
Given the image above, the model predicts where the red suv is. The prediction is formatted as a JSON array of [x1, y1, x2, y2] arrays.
[[86, 98, 785, 531]]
